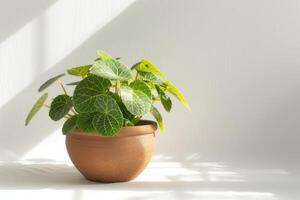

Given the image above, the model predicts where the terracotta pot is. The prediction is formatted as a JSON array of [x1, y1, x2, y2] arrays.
[[66, 120, 157, 182]]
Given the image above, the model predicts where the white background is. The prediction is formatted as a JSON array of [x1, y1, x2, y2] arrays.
[[0, 0, 299, 164], [0, 0, 299, 199]]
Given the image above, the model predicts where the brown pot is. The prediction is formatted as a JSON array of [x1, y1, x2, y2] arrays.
[[66, 120, 157, 183]]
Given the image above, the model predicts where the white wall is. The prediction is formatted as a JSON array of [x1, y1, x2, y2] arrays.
[[1, 0, 300, 164]]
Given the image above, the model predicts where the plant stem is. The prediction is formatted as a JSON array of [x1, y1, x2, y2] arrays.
[[132, 116, 142, 125], [135, 72, 139, 80], [115, 80, 120, 94], [151, 97, 160, 105], [57, 80, 68, 95], [43, 104, 50, 108], [71, 108, 77, 115]]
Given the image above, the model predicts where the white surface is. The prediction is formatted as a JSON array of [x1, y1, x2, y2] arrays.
[[0, 160, 299, 200]]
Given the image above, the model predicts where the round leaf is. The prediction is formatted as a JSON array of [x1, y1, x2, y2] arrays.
[[110, 93, 134, 121], [120, 86, 151, 116], [62, 115, 78, 135], [77, 113, 97, 132], [67, 65, 91, 77], [38, 73, 65, 92], [90, 59, 132, 81], [130, 80, 152, 98], [49, 95, 73, 121], [25, 93, 48, 126], [73, 75, 111, 113], [91, 95, 123, 136]]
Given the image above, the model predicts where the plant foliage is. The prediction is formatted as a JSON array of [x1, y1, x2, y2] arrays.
[[25, 50, 190, 136]]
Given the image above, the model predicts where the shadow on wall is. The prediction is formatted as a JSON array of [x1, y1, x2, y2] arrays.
[[0, 0, 196, 160], [0, 0, 57, 44]]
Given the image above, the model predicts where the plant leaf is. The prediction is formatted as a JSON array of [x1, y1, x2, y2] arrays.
[[90, 59, 132, 81], [66, 81, 80, 86], [49, 95, 73, 121], [110, 93, 135, 121], [25, 93, 48, 126], [150, 106, 164, 131], [77, 113, 96, 132], [165, 81, 190, 110], [120, 86, 151, 116], [155, 85, 172, 112], [138, 71, 164, 85], [38, 73, 65, 92], [62, 115, 78, 135], [97, 50, 113, 60], [73, 75, 111, 113], [130, 80, 152, 98], [66, 65, 91, 77], [92, 95, 123, 136], [132, 59, 164, 77]]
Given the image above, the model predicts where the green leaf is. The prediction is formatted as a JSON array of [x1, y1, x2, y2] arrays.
[[92, 95, 123, 136], [77, 113, 96, 132], [155, 85, 172, 112], [90, 59, 132, 81], [66, 81, 80, 86], [97, 50, 113, 60], [120, 86, 151, 116], [132, 59, 164, 77], [138, 71, 164, 85], [25, 93, 48, 126], [38, 73, 65, 92], [62, 115, 78, 135], [49, 95, 73, 121], [130, 80, 152, 98], [110, 93, 135, 121], [150, 106, 164, 131], [165, 81, 190, 110], [73, 75, 111, 113], [95, 51, 120, 61], [66, 65, 91, 77]]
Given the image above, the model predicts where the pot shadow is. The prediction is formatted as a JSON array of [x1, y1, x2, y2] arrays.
[[0, 155, 299, 199], [0, 161, 90, 189], [0, 158, 239, 190]]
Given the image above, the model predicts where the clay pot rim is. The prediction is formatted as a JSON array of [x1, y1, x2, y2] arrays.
[[69, 120, 157, 138]]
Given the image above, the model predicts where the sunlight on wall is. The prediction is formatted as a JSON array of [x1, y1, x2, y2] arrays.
[[0, 0, 135, 108]]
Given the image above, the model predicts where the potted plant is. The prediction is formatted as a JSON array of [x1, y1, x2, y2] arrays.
[[25, 50, 190, 182]]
